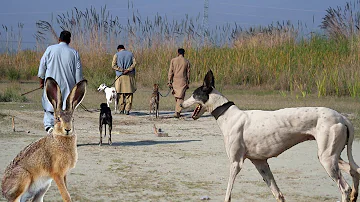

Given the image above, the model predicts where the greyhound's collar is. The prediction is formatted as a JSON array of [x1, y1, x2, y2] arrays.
[[211, 101, 235, 120]]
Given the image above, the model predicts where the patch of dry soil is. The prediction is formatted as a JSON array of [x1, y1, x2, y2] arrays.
[[0, 109, 359, 202]]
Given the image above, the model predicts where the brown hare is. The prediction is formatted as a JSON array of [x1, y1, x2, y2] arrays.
[[1, 77, 87, 202]]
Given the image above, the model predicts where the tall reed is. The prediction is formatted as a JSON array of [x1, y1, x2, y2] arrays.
[[0, 3, 360, 97]]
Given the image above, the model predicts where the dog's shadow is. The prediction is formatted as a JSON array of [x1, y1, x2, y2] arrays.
[[131, 111, 212, 119], [77, 139, 201, 147]]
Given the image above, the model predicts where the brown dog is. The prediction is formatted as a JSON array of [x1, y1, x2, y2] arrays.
[[149, 84, 160, 118]]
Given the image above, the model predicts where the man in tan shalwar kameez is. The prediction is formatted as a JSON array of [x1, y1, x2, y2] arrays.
[[168, 48, 191, 118], [112, 45, 137, 115]]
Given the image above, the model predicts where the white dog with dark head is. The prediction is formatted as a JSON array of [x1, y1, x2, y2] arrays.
[[181, 70, 360, 202], [97, 83, 118, 113]]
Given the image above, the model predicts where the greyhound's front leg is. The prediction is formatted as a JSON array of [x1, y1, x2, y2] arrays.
[[114, 97, 118, 114], [224, 137, 245, 202], [251, 159, 285, 202], [225, 159, 244, 202]]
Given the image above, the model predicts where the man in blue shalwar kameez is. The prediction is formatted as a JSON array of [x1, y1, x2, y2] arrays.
[[37, 30, 83, 134]]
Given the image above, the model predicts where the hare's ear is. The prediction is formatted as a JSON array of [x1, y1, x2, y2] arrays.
[[65, 80, 87, 111], [45, 77, 62, 112]]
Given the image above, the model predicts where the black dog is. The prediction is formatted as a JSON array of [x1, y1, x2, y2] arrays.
[[99, 103, 112, 146]]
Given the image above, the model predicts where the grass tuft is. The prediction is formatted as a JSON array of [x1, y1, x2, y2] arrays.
[[0, 86, 28, 102]]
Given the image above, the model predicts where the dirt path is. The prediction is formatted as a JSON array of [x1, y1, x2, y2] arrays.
[[1, 109, 359, 202]]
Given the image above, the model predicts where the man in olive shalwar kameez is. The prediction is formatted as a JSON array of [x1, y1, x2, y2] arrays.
[[168, 48, 191, 118], [112, 45, 137, 115]]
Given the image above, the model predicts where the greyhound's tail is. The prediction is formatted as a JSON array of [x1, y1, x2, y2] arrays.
[[345, 120, 360, 174]]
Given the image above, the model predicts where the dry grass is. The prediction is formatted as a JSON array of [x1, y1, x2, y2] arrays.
[[1, 4, 360, 97]]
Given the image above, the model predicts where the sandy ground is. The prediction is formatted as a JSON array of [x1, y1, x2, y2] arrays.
[[0, 107, 360, 202]]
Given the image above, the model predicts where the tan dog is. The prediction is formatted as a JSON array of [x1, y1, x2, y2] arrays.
[[149, 83, 160, 118], [2, 77, 87, 202], [181, 70, 360, 202]]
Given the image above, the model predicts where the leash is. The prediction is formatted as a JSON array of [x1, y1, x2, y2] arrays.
[[21, 87, 42, 96], [159, 87, 173, 97], [109, 74, 123, 87], [79, 103, 90, 112]]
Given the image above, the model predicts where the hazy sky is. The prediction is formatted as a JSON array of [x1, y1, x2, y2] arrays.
[[0, 0, 349, 48]]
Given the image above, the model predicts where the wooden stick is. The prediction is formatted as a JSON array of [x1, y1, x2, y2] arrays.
[[12, 117, 15, 132], [21, 87, 42, 96]]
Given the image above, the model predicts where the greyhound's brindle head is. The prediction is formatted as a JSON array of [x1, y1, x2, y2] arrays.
[[182, 70, 228, 120], [153, 83, 159, 92]]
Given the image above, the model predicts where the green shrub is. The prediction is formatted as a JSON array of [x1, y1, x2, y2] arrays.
[[0, 87, 28, 102], [6, 68, 20, 80]]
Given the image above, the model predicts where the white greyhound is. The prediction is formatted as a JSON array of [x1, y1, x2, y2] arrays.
[[97, 83, 118, 113], [181, 70, 360, 202]]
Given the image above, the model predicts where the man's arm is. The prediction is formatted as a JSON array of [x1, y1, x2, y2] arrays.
[[37, 48, 48, 88], [75, 51, 83, 83], [111, 54, 122, 71], [39, 78, 45, 89], [124, 57, 137, 74], [167, 59, 174, 87], [126, 57, 136, 72]]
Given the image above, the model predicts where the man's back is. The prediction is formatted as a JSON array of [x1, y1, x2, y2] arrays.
[[116, 50, 134, 70], [42, 42, 81, 81], [38, 42, 83, 110], [170, 55, 190, 79]]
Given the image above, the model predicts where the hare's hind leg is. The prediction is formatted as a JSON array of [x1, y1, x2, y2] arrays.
[[11, 182, 30, 202], [2, 167, 32, 202], [32, 182, 51, 202]]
